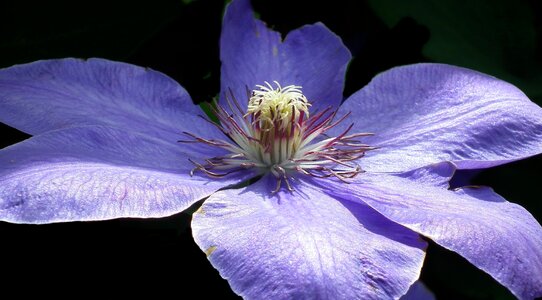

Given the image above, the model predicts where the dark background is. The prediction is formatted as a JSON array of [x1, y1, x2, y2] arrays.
[[1, 0, 541, 298]]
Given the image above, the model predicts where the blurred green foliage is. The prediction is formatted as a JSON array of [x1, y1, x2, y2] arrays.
[[368, 0, 542, 102]]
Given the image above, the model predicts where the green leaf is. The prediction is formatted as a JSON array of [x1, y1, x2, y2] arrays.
[[199, 101, 219, 124]]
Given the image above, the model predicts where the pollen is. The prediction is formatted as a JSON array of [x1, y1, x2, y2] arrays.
[[180, 81, 375, 192], [247, 81, 310, 132]]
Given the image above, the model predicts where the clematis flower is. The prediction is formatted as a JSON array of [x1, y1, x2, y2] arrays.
[[1, 0, 542, 299]]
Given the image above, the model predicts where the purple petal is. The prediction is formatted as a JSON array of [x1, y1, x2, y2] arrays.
[[0, 126, 245, 224], [397, 160, 456, 188], [192, 175, 426, 300], [336, 63, 542, 172], [400, 281, 435, 300], [220, 0, 351, 112], [315, 163, 542, 300], [0, 58, 221, 142]]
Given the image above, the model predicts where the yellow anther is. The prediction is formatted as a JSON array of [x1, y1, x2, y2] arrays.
[[247, 81, 310, 131]]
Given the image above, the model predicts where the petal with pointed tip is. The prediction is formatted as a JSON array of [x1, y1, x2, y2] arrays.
[[0, 58, 222, 141], [315, 163, 542, 300], [336, 63, 542, 172], [192, 175, 426, 300], [220, 0, 351, 112], [0, 126, 246, 223]]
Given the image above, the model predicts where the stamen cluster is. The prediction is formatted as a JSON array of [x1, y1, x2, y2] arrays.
[[181, 82, 374, 192]]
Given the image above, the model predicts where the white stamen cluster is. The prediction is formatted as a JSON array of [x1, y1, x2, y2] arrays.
[[181, 81, 374, 192], [247, 81, 310, 132]]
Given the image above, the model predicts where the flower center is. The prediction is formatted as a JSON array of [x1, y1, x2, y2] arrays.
[[181, 81, 374, 192], [245, 82, 310, 167]]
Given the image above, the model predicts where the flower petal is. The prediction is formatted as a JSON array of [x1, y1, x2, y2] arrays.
[[192, 175, 426, 300], [0, 126, 245, 224], [0, 58, 219, 141], [315, 163, 542, 300], [336, 63, 542, 172], [400, 281, 435, 300], [220, 0, 351, 111]]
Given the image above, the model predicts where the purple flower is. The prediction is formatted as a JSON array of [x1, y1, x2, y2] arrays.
[[1, 0, 542, 299]]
